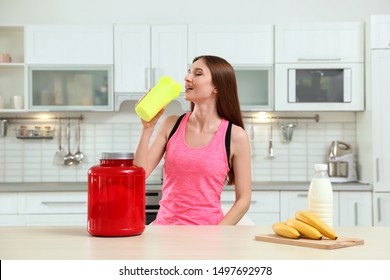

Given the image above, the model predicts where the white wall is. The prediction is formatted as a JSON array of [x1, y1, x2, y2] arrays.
[[0, 0, 389, 25]]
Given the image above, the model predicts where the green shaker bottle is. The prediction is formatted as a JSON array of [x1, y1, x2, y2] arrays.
[[135, 76, 182, 122]]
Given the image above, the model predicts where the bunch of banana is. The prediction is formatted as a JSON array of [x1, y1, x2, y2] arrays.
[[295, 210, 338, 240], [271, 210, 338, 240]]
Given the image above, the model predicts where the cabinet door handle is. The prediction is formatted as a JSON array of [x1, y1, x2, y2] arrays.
[[145, 68, 151, 90], [297, 57, 342, 61], [377, 197, 382, 222], [41, 201, 87, 205], [354, 202, 359, 226], [222, 200, 256, 205], [297, 194, 308, 197], [376, 158, 380, 182], [152, 67, 157, 86]]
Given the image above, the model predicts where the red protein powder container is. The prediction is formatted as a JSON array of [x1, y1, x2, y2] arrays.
[[88, 152, 145, 236]]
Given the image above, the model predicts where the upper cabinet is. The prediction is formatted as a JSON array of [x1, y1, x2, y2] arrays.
[[188, 25, 274, 111], [275, 22, 364, 63], [0, 26, 26, 112], [274, 22, 365, 111], [25, 25, 113, 64], [113, 25, 188, 111], [370, 14, 390, 49], [188, 24, 273, 65]]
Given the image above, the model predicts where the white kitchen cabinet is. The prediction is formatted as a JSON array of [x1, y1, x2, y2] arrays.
[[0, 26, 26, 112], [0, 192, 19, 214], [19, 191, 87, 214], [25, 25, 113, 64], [113, 25, 188, 111], [188, 24, 273, 65], [359, 49, 390, 192], [275, 22, 364, 63], [370, 15, 390, 49], [338, 191, 372, 226], [371, 50, 390, 191], [27, 66, 113, 111], [0, 191, 87, 226], [221, 190, 279, 225], [280, 191, 340, 227], [373, 193, 390, 226], [188, 24, 274, 111], [357, 15, 390, 227]]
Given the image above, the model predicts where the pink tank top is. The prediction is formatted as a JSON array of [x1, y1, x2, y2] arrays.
[[153, 113, 230, 225]]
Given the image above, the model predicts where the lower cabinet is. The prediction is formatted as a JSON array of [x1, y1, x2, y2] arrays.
[[280, 191, 340, 226], [0, 189, 375, 226], [373, 192, 390, 226], [0, 191, 87, 226], [221, 190, 279, 225], [222, 189, 373, 227], [339, 191, 372, 226]]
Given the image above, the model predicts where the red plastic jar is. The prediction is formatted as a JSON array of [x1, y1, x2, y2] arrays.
[[87, 152, 145, 237]]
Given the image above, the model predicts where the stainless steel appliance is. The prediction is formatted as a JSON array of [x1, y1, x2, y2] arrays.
[[328, 141, 358, 182], [146, 190, 162, 224]]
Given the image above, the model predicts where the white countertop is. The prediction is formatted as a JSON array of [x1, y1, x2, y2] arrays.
[[0, 181, 372, 192], [0, 226, 388, 260]]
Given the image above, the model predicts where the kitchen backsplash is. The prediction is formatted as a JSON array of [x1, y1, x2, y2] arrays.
[[0, 109, 357, 184]]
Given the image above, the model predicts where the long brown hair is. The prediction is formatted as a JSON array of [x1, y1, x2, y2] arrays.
[[191, 55, 244, 185]]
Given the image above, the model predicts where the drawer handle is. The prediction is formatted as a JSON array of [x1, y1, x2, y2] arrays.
[[222, 200, 256, 204], [297, 194, 308, 197], [298, 57, 342, 61], [41, 201, 87, 205]]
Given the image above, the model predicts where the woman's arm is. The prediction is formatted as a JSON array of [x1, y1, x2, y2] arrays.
[[218, 125, 252, 225], [134, 111, 180, 178]]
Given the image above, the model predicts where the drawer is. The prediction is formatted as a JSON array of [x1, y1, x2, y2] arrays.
[[0, 193, 19, 214], [221, 190, 279, 212], [20, 192, 87, 214], [23, 214, 87, 226]]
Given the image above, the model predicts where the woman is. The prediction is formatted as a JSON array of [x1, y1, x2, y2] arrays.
[[134, 55, 251, 225]]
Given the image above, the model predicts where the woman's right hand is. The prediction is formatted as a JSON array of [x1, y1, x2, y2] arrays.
[[141, 107, 166, 128], [135, 93, 166, 129]]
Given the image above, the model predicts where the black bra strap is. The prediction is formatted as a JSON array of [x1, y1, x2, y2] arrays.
[[168, 113, 186, 141], [225, 122, 232, 168]]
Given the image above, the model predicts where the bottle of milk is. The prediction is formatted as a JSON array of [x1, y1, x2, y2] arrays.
[[308, 164, 333, 228]]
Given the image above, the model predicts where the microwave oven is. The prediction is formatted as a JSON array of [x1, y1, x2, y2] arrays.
[[275, 63, 364, 111]]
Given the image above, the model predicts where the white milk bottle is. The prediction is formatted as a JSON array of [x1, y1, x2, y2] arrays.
[[308, 164, 333, 228]]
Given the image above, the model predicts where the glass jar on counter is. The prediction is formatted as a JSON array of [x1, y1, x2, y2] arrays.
[[87, 152, 146, 237]]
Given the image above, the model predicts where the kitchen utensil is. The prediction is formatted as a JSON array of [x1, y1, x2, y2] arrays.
[[53, 119, 65, 165], [63, 119, 75, 166], [0, 120, 7, 137], [268, 120, 274, 158], [73, 119, 85, 164], [254, 234, 364, 250], [328, 141, 358, 182], [280, 123, 296, 143]]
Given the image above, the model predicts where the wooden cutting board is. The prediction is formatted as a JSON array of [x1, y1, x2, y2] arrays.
[[255, 234, 364, 250]]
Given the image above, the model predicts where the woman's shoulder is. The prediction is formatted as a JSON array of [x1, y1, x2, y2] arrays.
[[230, 123, 249, 144], [160, 113, 188, 136]]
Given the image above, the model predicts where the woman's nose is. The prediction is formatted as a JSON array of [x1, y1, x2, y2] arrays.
[[184, 73, 191, 82]]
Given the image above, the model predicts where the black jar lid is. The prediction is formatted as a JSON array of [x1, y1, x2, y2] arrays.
[[101, 152, 134, 160]]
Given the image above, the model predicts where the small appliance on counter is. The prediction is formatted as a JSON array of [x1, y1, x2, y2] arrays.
[[328, 141, 358, 182]]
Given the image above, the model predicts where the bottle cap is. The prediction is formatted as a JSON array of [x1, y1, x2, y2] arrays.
[[101, 152, 134, 160], [314, 164, 328, 171]]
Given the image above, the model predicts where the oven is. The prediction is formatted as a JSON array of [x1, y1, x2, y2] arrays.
[[145, 190, 162, 225]]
